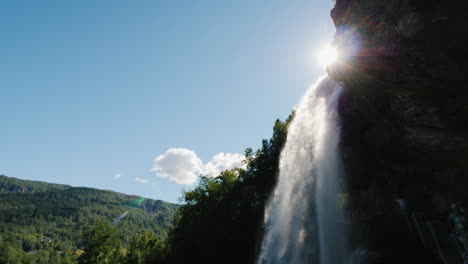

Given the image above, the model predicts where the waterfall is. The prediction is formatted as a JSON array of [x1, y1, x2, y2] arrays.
[[257, 76, 346, 264]]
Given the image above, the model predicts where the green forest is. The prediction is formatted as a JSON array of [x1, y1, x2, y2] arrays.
[[0, 175, 178, 264], [0, 115, 292, 264]]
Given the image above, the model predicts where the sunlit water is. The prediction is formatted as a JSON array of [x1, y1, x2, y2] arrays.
[[257, 76, 347, 264]]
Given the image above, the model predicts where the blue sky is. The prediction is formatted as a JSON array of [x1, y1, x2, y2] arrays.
[[0, 0, 335, 203]]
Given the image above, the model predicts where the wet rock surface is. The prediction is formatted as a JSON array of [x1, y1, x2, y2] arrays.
[[328, 0, 468, 262]]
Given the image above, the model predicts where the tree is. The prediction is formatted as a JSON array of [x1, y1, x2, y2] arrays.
[[126, 231, 165, 264], [0, 242, 23, 264], [164, 114, 294, 264], [78, 220, 123, 264]]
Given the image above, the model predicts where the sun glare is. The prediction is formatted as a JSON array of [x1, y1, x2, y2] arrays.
[[316, 46, 338, 68]]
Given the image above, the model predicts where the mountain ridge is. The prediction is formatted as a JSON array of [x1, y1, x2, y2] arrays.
[[0, 174, 178, 262]]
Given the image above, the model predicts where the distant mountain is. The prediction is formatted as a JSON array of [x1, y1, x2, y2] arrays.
[[0, 175, 178, 256], [0, 175, 70, 193]]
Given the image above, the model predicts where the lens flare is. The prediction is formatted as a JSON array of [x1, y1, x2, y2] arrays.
[[113, 211, 128, 224], [113, 197, 146, 225], [130, 197, 145, 208], [316, 46, 338, 68]]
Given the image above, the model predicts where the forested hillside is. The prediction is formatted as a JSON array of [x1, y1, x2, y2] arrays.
[[0, 175, 70, 193], [0, 175, 177, 264], [0, 114, 292, 264]]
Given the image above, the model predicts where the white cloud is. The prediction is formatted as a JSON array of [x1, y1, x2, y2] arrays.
[[135, 177, 149, 183], [150, 148, 245, 185], [151, 148, 204, 185], [113, 173, 122, 180], [204, 152, 245, 176]]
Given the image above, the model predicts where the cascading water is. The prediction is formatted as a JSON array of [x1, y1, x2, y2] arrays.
[[257, 76, 347, 264]]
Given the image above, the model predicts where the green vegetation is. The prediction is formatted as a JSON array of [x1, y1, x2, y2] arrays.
[[0, 175, 70, 193], [165, 116, 293, 264], [79, 220, 125, 264], [0, 114, 292, 264], [74, 116, 292, 264], [0, 175, 177, 264]]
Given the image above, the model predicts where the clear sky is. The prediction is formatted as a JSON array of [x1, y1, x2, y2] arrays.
[[1, 0, 336, 203]]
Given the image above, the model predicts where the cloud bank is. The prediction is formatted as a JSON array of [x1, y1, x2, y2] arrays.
[[151, 148, 204, 185], [151, 148, 245, 185], [204, 153, 245, 176]]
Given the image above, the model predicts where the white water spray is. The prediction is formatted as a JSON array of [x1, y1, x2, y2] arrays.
[[258, 76, 346, 264]]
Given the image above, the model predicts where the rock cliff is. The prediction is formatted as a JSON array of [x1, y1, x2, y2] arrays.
[[328, 0, 468, 262]]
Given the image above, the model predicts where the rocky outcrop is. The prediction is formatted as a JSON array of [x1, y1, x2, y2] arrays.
[[328, 0, 468, 262]]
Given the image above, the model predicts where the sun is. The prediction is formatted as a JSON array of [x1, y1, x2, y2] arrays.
[[316, 46, 338, 68]]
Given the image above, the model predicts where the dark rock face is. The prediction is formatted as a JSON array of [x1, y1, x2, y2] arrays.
[[328, 0, 468, 262]]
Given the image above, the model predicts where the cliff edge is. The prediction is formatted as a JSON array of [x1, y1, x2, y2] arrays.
[[329, 0, 468, 262]]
